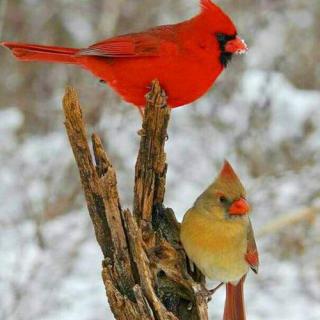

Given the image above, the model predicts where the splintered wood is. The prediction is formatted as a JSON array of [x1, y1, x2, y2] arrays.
[[63, 81, 208, 320]]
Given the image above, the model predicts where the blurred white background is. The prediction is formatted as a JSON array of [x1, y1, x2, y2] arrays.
[[0, 0, 319, 319]]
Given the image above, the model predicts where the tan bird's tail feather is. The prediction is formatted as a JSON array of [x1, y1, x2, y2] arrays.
[[223, 276, 246, 320]]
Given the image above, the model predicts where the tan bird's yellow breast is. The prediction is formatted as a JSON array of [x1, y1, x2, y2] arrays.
[[181, 208, 249, 284]]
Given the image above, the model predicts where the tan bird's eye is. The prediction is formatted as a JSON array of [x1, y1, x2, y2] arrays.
[[219, 196, 228, 203]]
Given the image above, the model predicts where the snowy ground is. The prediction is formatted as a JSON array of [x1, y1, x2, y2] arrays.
[[0, 0, 319, 319]]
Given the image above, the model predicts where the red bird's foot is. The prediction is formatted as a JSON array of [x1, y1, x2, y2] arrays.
[[145, 92, 155, 104], [159, 92, 169, 108], [144, 91, 168, 108]]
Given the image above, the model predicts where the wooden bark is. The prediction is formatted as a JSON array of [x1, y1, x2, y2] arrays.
[[63, 80, 208, 320]]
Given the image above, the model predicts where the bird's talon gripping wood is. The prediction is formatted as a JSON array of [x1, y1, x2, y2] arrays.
[[159, 92, 169, 108], [144, 92, 155, 105], [198, 284, 217, 302], [161, 101, 168, 109], [209, 282, 224, 296]]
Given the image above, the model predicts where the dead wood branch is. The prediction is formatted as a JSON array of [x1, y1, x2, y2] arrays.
[[63, 81, 208, 320]]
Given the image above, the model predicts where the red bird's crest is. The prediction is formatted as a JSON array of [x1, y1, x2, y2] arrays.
[[200, 0, 220, 11], [199, 0, 237, 36]]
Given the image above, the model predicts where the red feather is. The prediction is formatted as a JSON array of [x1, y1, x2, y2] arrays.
[[1, 0, 245, 108], [246, 219, 259, 273], [223, 276, 246, 320], [78, 34, 160, 57], [220, 160, 239, 179], [2, 42, 79, 64]]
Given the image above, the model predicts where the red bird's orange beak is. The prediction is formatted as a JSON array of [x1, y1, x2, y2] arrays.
[[228, 198, 250, 216], [225, 36, 248, 55]]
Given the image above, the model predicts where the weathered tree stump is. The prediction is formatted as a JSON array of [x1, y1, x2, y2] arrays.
[[63, 80, 208, 320]]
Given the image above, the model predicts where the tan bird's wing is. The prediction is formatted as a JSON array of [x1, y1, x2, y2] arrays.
[[245, 219, 259, 274]]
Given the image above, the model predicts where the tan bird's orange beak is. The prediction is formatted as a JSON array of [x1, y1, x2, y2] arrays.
[[225, 36, 248, 55], [228, 198, 250, 215]]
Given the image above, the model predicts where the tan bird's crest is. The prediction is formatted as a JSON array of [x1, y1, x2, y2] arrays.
[[219, 160, 239, 181], [212, 160, 246, 200]]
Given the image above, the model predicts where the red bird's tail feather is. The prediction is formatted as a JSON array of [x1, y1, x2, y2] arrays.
[[1, 42, 79, 64], [223, 276, 246, 320]]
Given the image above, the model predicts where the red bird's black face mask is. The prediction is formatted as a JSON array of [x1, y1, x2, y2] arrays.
[[216, 33, 247, 67]]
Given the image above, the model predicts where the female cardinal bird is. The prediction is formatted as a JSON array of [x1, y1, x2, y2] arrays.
[[181, 161, 259, 320], [1, 0, 247, 108]]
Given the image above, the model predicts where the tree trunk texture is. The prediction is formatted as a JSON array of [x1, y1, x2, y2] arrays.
[[62, 80, 209, 320]]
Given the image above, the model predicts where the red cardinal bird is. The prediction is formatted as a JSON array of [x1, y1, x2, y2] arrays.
[[1, 0, 247, 108], [181, 161, 259, 320]]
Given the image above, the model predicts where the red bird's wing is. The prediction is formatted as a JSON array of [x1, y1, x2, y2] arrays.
[[245, 219, 259, 274], [78, 26, 178, 58]]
